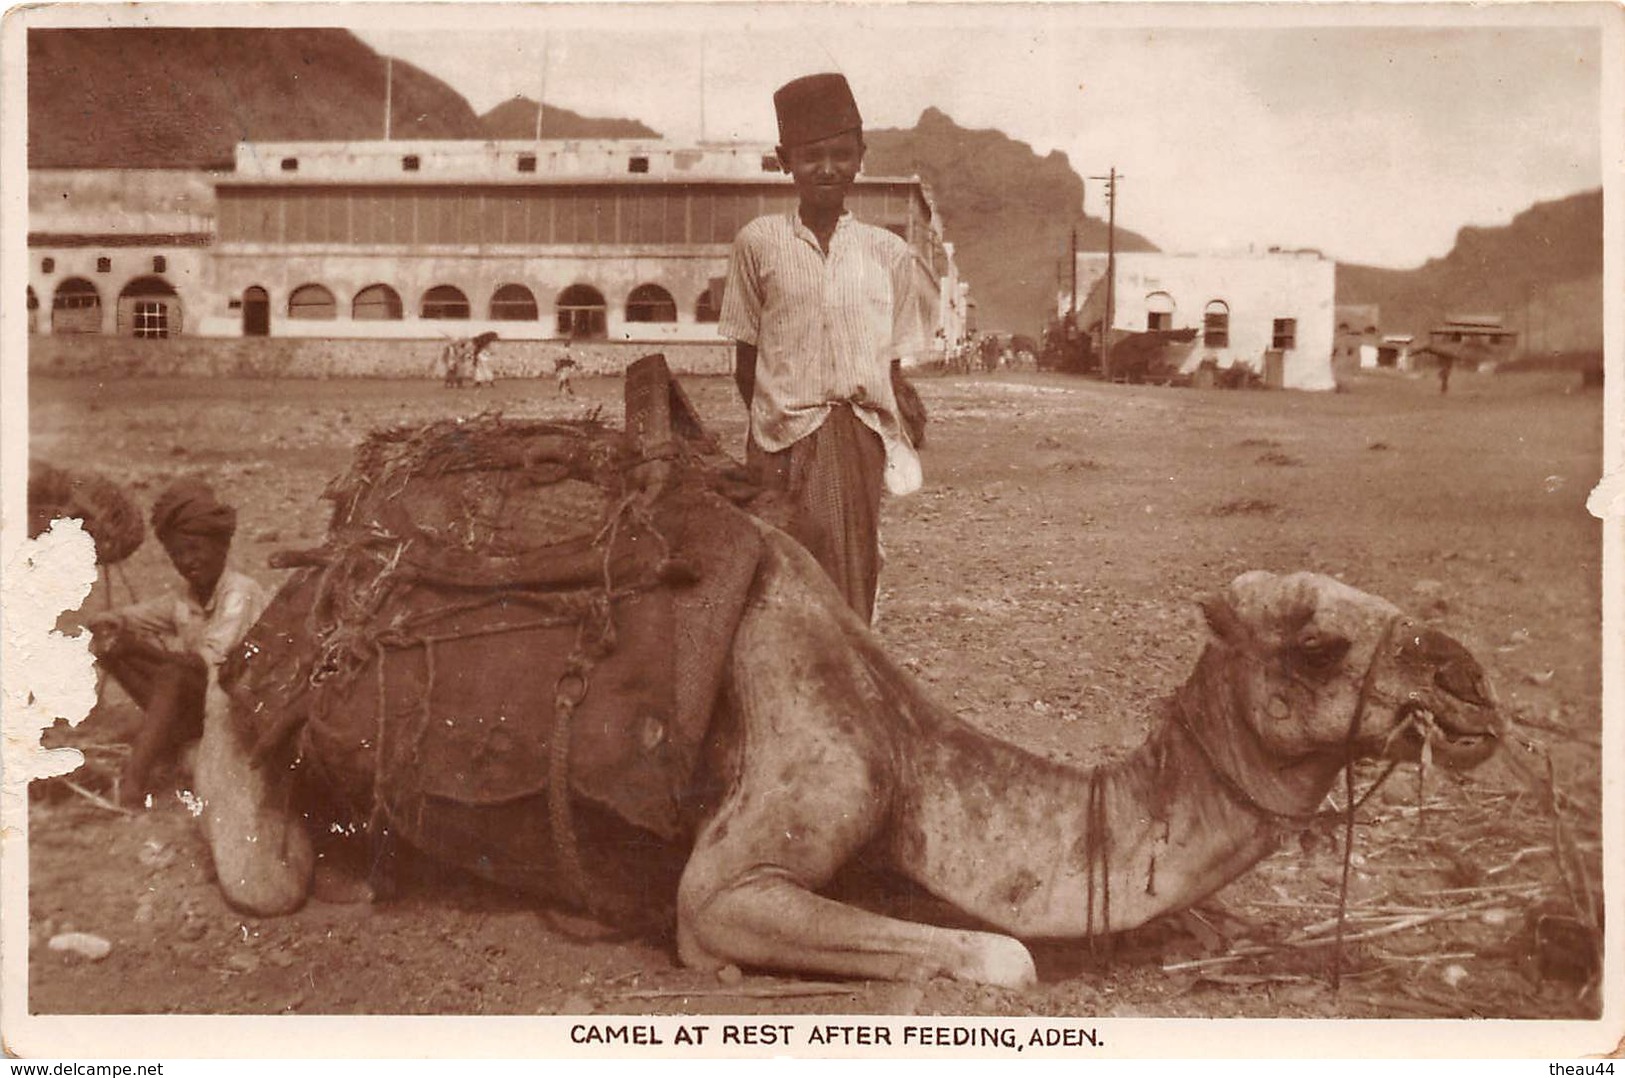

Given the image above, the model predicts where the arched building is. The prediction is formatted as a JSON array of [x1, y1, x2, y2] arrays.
[[27, 170, 213, 340], [27, 138, 967, 371], [204, 138, 957, 351]]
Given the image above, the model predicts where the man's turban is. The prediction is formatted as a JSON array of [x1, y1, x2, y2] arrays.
[[150, 478, 237, 541]]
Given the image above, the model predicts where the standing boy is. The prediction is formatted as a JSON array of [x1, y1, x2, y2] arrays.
[[86, 479, 269, 807], [718, 72, 925, 622]]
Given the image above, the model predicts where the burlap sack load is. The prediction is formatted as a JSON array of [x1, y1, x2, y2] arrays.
[[221, 356, 771, 925]]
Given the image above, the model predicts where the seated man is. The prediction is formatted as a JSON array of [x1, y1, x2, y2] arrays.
[[87, 479, 269, 807]]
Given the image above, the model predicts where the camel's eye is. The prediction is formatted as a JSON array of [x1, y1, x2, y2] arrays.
[[1295, 632, 1350, 673]]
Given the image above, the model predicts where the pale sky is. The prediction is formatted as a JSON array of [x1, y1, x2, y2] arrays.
[[350, 4, 1609, 269]]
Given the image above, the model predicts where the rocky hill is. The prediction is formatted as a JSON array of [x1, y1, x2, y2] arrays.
[[866, 108, 1157, 333], [480, 98, 660, 140], [28, 28, 485, 168], [1336, 189, 1602, 352]]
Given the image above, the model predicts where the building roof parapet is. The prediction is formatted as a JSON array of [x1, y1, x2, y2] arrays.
[[228, 138, 927, 192], [233, 138, 782, 180]]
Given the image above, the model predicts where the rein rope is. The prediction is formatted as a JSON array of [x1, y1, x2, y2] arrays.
[[1330, 613, 1400, 989], [1084, 771, 1112, 952]]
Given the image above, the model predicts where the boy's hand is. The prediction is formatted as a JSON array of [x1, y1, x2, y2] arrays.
[[85, 613, 122, 655]]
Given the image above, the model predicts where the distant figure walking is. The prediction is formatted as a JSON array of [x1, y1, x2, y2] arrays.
[[436, 338, 473, 388], [554, 345, 578, 397], [1438, 352, 1454, 395], [470, 332, 499, 389]]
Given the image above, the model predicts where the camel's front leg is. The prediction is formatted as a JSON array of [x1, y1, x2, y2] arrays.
[[678, 822, 1036, 988], [195, 677, 314, 915], [676, 535, 1036, 988]]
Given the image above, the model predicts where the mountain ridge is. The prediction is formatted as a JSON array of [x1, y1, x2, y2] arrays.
[[29, 28, 1597, 343], [866, 107, 1158, 332], [1336, 188, 1601, 350]]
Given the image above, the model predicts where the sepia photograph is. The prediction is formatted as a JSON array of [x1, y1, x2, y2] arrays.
[[2, 0, 1618, 1061]]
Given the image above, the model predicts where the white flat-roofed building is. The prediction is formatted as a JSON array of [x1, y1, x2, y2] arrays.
[[1066, 247, 1337, 391]]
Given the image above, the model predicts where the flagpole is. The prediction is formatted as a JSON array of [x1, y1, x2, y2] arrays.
[[534, 33, 549, 142]]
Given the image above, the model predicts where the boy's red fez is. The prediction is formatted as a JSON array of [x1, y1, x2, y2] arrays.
[[774, 73, 862, 148]]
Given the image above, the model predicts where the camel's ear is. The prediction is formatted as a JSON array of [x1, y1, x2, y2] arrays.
[[1200, 594, 1247, 644]]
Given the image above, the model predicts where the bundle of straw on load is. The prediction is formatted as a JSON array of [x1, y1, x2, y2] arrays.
[[27, 460, 146, 565]]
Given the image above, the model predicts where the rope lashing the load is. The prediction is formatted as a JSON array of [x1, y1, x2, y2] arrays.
[[353, 493, 668, 923], [367, 641, 396, 893], [544, 497, 646, 920], [275, 415, 707, 923], [547, 594, 618, 918]]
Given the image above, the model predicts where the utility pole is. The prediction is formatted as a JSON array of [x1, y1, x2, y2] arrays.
[[1089, 167, 1120, 379], [384, 55, 393, 140], [1069, 224, 1078, 319]]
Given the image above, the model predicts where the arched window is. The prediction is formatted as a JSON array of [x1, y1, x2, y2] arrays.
[[626, 283, 677, 323], [119, 275, 181, 338], [352, 283, 403, 320], [556, 284, 607, 339], [53, 277, 100, 310], [422, 285, 470, 320], [52, 277, 102, 334], [695, 286, 722, 324], [1203, 300, 1230, 348], [1146, 291, 1176, 332], [490, 283, 539, 321], [288, 283, 337, 320]]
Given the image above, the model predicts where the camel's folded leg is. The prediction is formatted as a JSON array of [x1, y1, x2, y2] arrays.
[[675, 533, 1036, 989], [194, 677, 314, 916], [678, 855, 1036, 988]]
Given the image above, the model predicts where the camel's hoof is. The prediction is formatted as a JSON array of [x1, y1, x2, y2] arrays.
[[965, 933, 1038, 989]]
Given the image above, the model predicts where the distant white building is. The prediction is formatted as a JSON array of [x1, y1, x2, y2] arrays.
[[1066, 248, 1337, 391]]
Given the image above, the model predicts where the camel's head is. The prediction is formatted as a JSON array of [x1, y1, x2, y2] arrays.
[[1198, 571, 1500, 771]]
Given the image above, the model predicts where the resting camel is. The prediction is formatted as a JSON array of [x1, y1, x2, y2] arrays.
[[195, 509, 1499, 988]]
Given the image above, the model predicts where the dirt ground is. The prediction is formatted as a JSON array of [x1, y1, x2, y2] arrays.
[[22, 364, 1606, 1026]]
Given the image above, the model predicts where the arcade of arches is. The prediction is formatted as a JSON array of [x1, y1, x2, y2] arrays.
[[35, 277, 726, 340], [246, 280, 704, 339], [36, 275, 184, 337]]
